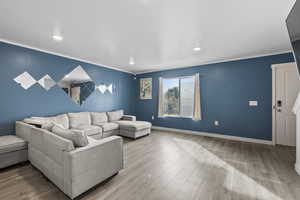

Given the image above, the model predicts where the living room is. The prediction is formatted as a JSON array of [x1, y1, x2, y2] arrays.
[[1, 0, 300, 199]]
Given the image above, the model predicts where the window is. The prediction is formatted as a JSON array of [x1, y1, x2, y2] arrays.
[[162, 76, 195, 118]]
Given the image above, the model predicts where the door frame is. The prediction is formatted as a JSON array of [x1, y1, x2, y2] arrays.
[[271, 62, 297, 145]]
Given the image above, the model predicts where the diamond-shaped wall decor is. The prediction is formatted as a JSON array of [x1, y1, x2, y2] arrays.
[[14, 72, 37, 90], [96, 84, 113, 94], [107, 84, 113, 94], [38, 74, 56, 90], [97, 85, 107, 94], [57, 66, 95, 105]]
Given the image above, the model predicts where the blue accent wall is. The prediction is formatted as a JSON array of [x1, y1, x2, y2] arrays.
[[136, 53, 295, 141], [0, 40, 295, 141], [0, 42, 136, 136]]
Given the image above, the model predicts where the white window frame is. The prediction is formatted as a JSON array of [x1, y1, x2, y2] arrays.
[[161, 75, 195, 118]]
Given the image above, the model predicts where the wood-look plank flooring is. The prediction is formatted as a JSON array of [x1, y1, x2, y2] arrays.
[[1, 130, 300, 200]]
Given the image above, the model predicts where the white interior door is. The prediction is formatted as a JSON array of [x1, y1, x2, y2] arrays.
[[274, 62, 300, 146]]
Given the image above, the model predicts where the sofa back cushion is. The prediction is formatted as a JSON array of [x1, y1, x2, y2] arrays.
[[51, 125, 89, 147], [107, 110, 124, 122], [90, 112, 108, 126], [50, 114, 69, 129], [68, 112, 91, 129]]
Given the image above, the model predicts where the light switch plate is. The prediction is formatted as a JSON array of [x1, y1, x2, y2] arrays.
[[249, 101, 258, 106]]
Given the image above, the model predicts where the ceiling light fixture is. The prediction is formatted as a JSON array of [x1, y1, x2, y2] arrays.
[[129, 57, 135, 65], [52, 35, 63, 41], [193, 47, 201, 51]]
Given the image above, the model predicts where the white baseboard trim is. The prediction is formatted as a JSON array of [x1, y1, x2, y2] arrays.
[[152, 126, 273, 145], [295, 163, 300, 176]]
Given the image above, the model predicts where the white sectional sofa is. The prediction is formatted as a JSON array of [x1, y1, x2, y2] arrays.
[[15, 110, 151, 199]]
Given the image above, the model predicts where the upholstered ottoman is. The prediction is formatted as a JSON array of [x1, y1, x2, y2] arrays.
[[0, 136, 27, 169], [117, 121, 151, 139]]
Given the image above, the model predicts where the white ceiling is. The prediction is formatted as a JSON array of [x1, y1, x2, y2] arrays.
[[0, 0, 296, 74]]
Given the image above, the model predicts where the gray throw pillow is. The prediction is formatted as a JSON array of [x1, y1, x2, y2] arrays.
[[107, 110, 124, 122], [51, 125, 89, 147], [41, 122, 64, 131]]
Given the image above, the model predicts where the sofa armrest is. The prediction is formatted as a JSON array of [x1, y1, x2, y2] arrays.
[[16, 121, 35, 142], [64, 136, 124, 198], [31, 127, 75, 152], [121, 115, 136, 121], [67, 136, 123, 161]]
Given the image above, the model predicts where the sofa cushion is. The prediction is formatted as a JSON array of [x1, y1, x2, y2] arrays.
[[98, 122, 119, 132], [116, 121, 152, 131], [0, 136, 27, 154], [68, 112, 91, 129], [24, 114, 69, 129], [107, 110, 124, 122], [52, 125, 89, 147], [102, 130, 119, 138], [41, 122, 64, 131], [51, 114, 70, 129], [91, 112, 108, 126], [70, 125, 102, 136]]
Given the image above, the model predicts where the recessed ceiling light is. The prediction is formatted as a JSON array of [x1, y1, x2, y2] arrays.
[[193, 47, 201, 51], [129, 57, 135, 65], [52, 35, 63, 41]]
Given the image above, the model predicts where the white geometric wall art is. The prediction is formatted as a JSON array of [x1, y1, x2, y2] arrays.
[[107, 84, 113, 94], [14, 72, 37, 90], [97, 85, 107, 93], [38, 74, 56, 90], [96, 84, 113, 94]]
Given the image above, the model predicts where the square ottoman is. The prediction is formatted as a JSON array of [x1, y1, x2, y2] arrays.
[[117, 121, 152, 139], [0, 135, 27, 169]]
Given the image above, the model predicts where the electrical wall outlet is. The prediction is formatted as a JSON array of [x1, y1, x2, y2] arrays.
[[249, 101, 258, 106], [214, 121, 219, 126]]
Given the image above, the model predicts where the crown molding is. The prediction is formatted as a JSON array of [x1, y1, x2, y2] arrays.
[[136, 50, 293, 75], [1, 39, 293, 76], [0, 39, 135, 75]]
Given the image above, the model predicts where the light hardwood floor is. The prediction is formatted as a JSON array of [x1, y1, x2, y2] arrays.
[[1, 130, 300, 200]]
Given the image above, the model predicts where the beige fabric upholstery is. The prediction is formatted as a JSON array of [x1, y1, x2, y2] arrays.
[[119, 128, 150, 139], [64, 136, 123, 198], [70, 125, 102, 136], [68, 112, 91, 129], [99, 122, 119, 132], [107, 110, 124, 122], [0, 149, 27, 169], [117, 121, 152, 139], [23, 114, 70, 129], [16, 122, 123, 199], [0, 136, 27, 154], [52, 114, 70, 129], [116, 121, 152, 131], [41, 121, 65, 131], [91, 112, 108, 126], [103, 130, 119, 138], [52, 125, 89, 147], [121, 115, 136, 121], [16, 121, 34, 142], [0, 135, 27, 169]]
